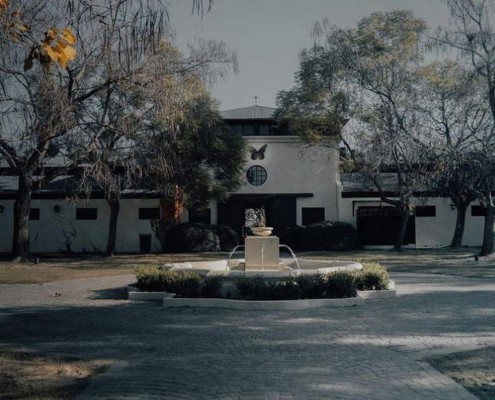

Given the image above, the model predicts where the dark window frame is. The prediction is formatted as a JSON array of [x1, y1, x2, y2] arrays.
[[139, 207, 160, 220], [415, 205, 436, 217], [76, 208, 98, 220], [302, 207, 325, 226], [29, 208, 40, 220], [246, 165, 267, 186], [471, 205, 487, 217]]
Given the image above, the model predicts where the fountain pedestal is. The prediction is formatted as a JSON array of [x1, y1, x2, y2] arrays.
[[243, 236, 285, 271]]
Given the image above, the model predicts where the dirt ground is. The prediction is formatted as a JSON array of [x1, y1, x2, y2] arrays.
[[428, 347, 495, 400], [0, 350, 111, 400], [1, 248, 494, 399]]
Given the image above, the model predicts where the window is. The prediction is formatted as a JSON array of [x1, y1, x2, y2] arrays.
[[189, 208, 211, 224], [302, 208, 325, 226], [29, 208, 40, 220], [76, 208, 97, 220], [415, 206, 436, 217], [471, 205, 486, 217], [139, 208, 160, 220], [246, 165, 267, 186]]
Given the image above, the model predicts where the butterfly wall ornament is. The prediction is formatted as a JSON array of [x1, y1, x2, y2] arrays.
[[249, 144, 267, 160]]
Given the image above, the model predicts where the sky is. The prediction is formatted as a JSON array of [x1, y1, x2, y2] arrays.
[[165, 0, 452, 111]]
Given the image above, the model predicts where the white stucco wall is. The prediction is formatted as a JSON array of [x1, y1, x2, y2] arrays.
[[236, 136, 340, 224], [339, 196, 484, 248], [0, 198, 162, 254]]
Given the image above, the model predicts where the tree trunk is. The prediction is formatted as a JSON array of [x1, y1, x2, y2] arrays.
[[12, 173, 34, 262], [394, 206, 409, 251], [450, 201, 468, 248], [480, 204, 495, 256], [105, 199, 120, 256]]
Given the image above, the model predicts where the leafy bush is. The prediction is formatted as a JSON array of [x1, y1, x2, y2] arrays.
[[325, 272, 357, 298], [354, 262, 390, 291], [171, 271, 202, 298], [211, 225, 239, 252], [165, 223, 220, 253], [135, 265, 164, 292], [235, 275, 267, 300], [134, 265, 202, 296], [277, 225, 304, 250], [299, 221, 360, 251], [295, 273, 326, 299], [234, 272, 358, 300], [265, 277, 300, 300], [201, 275, 224, 298]]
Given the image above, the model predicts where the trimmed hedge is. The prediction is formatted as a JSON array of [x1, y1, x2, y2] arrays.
[[135, 265, 202, 297], [134, 262, 389, 299], [354, 262, 390, 291], [235, 271, 357, 300], [164, 223, 239, 253], [299, 221, 360, 251], [201, 275, 224, 298]]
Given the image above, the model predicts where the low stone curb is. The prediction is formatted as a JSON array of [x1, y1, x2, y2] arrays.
[[357, 280, 396, 299], [127, 285, 174, 301], [162, 296, 364, 310]]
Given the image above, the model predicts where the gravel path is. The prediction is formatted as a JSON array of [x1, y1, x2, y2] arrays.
[[0, 272, 494, 400]]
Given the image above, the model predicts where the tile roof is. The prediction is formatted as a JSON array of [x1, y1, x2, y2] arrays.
[[220, 105, 275, 120], [341, 173, 399, 193]]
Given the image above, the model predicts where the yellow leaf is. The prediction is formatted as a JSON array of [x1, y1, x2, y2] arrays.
[[45, 27, 58, 42], [62, 28, 76, 45], [18, 24, 30, 33], [41, 43, 58, 63], [0, 0, 8, 11]]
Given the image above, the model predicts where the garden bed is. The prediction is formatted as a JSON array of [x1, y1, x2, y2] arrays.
[[128, 261, 394, 307]]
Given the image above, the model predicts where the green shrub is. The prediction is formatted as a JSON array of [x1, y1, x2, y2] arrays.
[[171, 271, 202, 297], [299, 221, 360, 251], [165, 223, 220, 253], [295, 273, 326, 299], [265, 277, 300, 300], [134, 266, 202, 296], [201, 275, 224, 298], [135, 265, 164, 292], [354, 262, 390, 291], [324, 272, 357, 298], [235, 275, 267, 300], [234, 273, 358, 300], [277, 225, 304, 250], [211, 225, 239, 252]]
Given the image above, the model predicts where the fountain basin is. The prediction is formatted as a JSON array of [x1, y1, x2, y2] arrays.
[[162, 259, 362, 278]]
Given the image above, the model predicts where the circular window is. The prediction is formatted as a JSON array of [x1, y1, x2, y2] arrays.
[[246, 165, 267, 186]]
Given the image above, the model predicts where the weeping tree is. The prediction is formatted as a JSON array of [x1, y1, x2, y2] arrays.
[[276, 11, 429, 250], [70, 37, 238, 256], [0, 0, 226, 261]]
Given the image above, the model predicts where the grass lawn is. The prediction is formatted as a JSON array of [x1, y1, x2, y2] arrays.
[[0, 350, 111, 400], [0, 252, 224, 284]]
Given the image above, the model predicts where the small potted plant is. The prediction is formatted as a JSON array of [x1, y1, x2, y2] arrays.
[[251, 207, 273, 236]]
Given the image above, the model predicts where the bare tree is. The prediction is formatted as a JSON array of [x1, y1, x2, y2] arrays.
[[439, 0, 495, 255]]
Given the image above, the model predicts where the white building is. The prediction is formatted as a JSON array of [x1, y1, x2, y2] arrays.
[[0, 105, 486, 254]]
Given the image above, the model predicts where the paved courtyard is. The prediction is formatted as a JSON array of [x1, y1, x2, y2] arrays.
[[0, 271, 494, 399]]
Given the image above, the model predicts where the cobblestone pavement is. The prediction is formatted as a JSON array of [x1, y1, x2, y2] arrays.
[[1, 272, 494, 399]]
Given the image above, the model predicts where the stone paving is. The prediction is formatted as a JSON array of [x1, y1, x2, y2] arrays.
[[0, 272, 494, 399]]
